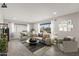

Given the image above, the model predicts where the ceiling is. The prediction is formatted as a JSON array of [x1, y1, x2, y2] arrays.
[[0, 3, 79, 23]]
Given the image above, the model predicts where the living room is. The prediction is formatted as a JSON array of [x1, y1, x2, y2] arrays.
[[0, 3, 79, 56]]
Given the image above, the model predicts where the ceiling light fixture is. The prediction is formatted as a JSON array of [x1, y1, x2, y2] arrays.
[[53, 12, 57, 15], [1, 3, 7, 8]]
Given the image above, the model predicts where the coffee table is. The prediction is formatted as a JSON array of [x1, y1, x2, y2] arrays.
[[26, 38, 39, 45]]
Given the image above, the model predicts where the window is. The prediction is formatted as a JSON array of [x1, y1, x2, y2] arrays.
[[11, 23, 15, 33], [59, 20, 73, 31], [40, 23, 51, 33]]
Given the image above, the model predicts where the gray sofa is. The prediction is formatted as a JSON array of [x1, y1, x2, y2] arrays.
[[58, 40, 78, 53]]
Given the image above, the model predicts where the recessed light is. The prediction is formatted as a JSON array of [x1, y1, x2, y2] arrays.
[[53, 12, 57, 15]]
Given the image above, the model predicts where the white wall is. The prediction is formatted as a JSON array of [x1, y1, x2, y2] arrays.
[[27, 24, 30, 32], [8, 23, 15, 40], [8, 22, 28, 39], [0, 17, 3, 23], [15, 24, 27, 39], [0, 12, 3, 23], [55, 12, 79, 48], [50, 20, 56, 39], [33, 23, 40, 34]]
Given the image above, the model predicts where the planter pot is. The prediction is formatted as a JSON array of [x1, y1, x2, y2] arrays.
[[0, 53, 7, 56], [0, 49, 8, 56]]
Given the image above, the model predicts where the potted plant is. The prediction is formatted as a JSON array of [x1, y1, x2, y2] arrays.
[[0, 33, 8, 56]]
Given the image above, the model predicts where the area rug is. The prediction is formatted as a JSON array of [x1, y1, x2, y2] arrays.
[[21, 41, 45, 52]]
